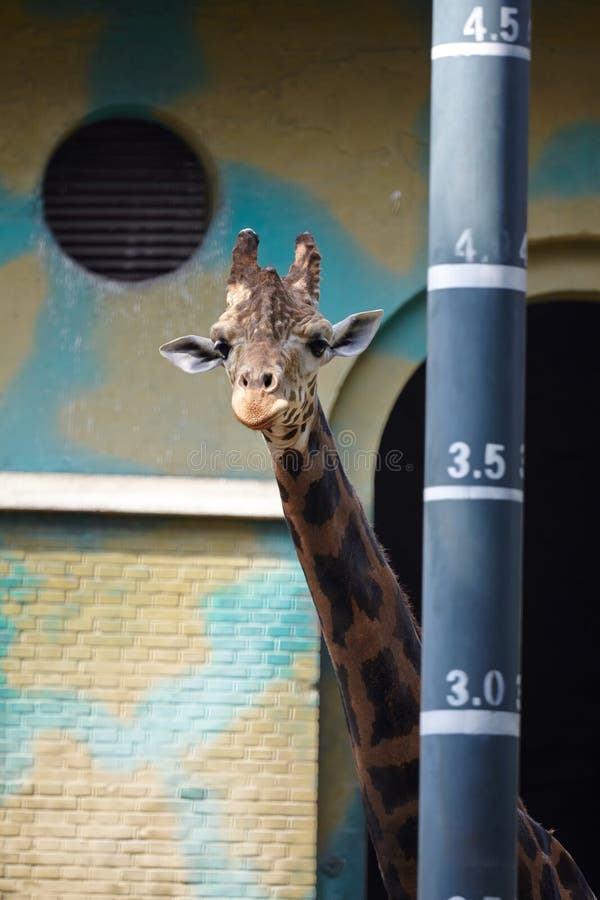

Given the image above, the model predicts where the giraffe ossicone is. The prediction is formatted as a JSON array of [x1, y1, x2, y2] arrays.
[[160, 230, 595, 900]]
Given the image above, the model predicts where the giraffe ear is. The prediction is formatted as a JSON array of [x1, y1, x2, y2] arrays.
[[159, 335, 223, 374], [329, 310, 383, 357]]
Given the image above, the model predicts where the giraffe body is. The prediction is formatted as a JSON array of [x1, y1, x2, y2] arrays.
[[160, 230, 595, 900]]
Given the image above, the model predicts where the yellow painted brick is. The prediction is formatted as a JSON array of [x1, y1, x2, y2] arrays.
[[93, 618, 123, 633], [147, 607, 185, 622], [136, 579, 186, 595], [60, 865, 90, 879], [262, 871, 289, 886], [5, 864, 32, 877], [2, 602, 23, 617], [137, 635, 186, 649], [34, 782, 64, 796], [27, 659, 78, 674], [273, 887, 315, 899], [92, 605, 136, 619], [68, 562, 96, 576], [136, 854, 182, 869], [35, 590, 70, 604], [93, 564, 125, 578], [67, 674, 93, 688], [134, 885, 180, 897], [150, 566, 179, 579], [207, 566, 238, 581], [65, 646, 93, 660], [89, 635, 134, 647], [178, 566, 208, 580], [32, 865, 61, 878], [46, 879, 129, 895], [150, 594, 182, 607], [125, 623, 151, 635], [43, 576, 80, 590]]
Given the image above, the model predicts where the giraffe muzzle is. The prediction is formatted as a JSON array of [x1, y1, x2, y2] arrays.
[[231, 388, 289, 431]]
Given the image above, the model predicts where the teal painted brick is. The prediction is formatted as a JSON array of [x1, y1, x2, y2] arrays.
[[268, 626, 291, 638], [280, 639, 313, 652], [267, 596, 294, 609], [180, 787, 209, 801], [281, 612, 313, 626], [267, 653, 291, 666]]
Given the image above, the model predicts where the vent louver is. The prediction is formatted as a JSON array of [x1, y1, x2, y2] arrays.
[[42, 118, 212, 282]]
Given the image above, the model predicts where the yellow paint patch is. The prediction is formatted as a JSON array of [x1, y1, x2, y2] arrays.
[[173, 0, 430, 272], [528, 239, 600, 301], [0, 733, 195, 899], [4, 545, 210, 716], [0, 253, 47, 394], [530, 5, 600, 161], [57, 266, 273, 475], [184, 659, 319, 895], [3, 518, 295, 717], [0, 4, 103, 194], [529, 199, 600, 245]]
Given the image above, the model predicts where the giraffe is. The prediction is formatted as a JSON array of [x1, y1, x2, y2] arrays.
[[160, 229, 595, 900]]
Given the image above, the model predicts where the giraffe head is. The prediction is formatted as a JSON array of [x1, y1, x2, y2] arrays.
[[160, 229, 382, 447]]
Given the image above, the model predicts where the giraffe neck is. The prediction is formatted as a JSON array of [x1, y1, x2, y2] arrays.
[[269, 400, 422, 899], [267, 400, 597, 900]]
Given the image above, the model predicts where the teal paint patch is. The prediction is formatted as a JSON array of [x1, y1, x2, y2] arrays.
[[0, 556, 315, 779], [531, 121, 600, 198], [0, 240, 155, 474], [25, 0, 205, 109], [370, 290, 427, 362], [317, 789, 366, 900], [0, 558, 45, 664], [0, 184, 37, 263]]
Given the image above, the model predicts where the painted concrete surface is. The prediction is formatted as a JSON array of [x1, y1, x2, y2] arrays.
[[0, 1, 596, 477]]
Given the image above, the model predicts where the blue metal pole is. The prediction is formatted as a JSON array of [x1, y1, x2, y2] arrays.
[[419, 3, 530, 899]]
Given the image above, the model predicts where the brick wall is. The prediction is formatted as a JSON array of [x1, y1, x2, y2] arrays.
[[0, 512, 320, 899]]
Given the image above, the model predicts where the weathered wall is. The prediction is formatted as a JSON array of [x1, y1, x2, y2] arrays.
[[0, 1, 598, 478], [0, 514, 319, 898], [0, 2, 598, 897]]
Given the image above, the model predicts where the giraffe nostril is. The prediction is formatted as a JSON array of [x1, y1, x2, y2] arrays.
[[241, 374, 248, 388], [263, 373, 273, 389]]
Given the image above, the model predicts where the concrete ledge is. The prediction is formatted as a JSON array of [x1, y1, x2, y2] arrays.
[[0, 472, 284, 519]]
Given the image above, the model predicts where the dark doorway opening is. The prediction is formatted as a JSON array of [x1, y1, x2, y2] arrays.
[[369, 300, 600, 896]]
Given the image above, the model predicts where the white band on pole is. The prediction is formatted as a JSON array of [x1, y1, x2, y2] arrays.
[[432, 42, 530, 61], [421, 709, 520, 737], [424, 485, 524, 503], [428, 263, 527, 293]]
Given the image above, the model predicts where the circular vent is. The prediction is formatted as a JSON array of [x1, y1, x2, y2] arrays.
[[42, 118, 212, 282]]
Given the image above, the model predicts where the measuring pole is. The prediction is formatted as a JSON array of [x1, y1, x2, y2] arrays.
[[418, 3, 530, 900]]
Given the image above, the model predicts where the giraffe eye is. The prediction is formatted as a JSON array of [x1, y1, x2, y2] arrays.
[[308, 338, 329, 358], [214, 340, 230, 360]]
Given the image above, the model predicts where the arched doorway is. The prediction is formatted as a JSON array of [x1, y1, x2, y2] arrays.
[[372, 299, 600, 893]]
